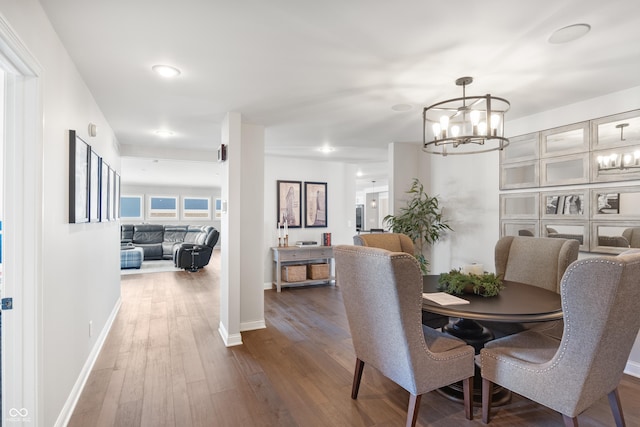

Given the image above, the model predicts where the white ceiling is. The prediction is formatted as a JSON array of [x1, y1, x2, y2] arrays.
[[38, 0, 640, 191]]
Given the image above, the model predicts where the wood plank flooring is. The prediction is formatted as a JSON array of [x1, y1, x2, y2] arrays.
[[69, 252, 640, 426]]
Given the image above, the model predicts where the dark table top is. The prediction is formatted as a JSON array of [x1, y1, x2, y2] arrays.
[[422, 275, 563, 323]]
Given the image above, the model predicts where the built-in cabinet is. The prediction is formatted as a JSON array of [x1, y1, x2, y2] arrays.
[[500, 109, 640, 254]]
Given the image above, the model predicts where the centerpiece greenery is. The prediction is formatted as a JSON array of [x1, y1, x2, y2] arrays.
[[383, 178, 451, 275], [438, 269, 505, 297]]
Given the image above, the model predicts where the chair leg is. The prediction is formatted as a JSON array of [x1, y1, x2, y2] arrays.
[[608, 388, 626, 427], [562, 415, 579, 427], [351, 358, 365, 399], [463, 376, 473, 420], [482, 378, 493, 424], [406, 393, 422, 427]]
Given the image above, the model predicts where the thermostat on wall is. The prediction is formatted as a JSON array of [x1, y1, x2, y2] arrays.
[[217, 144, 227, 162]]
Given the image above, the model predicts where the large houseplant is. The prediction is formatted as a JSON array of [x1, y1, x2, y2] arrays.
[[383, 178, 451, 274]]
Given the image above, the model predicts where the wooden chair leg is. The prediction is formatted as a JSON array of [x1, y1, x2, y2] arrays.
[[608, 388, 626, 427], [562, 414, 579, 427], [463, 376, 473, 420], [482, 378, 493, 424], [406, 394, 422, 427], [351, 358, 365, 399]]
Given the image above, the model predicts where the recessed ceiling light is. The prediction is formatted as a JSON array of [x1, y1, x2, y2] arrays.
[[154, 129, 174, 137], [391, 104, 413, 112], [548, 23, 591, 44], [319, 145, 335, 153], [152, 64, 181, 78]]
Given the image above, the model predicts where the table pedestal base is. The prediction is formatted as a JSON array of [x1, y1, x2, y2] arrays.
[[439, 318, 512, 407]]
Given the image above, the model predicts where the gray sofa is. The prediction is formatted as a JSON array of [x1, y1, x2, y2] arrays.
[[120, 224, 219, 267]]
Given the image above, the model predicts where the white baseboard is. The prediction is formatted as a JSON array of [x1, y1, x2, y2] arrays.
[[625, 360, 640, 378], [241, 319, 266, 331], [54, 297, 122, 427], [218, 321, 243, 347]]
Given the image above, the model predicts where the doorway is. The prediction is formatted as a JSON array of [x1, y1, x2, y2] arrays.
[[0, 17, 44, 425]]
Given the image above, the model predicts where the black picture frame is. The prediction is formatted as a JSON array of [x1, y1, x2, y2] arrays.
[[277, 180, 302, 228], [562, 194, 584, 215], [304, 181, 327, 227], [545, 195, 560, 214], [89, 149, 101, 222], [69, 130, 90, 223], [100, 159, 110, 222]]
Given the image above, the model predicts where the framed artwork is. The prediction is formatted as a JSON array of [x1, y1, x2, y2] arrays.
[[545, 195, 560, 214], [597, 193, 620, 214], [215, 198, 222, 219], [148, 195, 178, 220], [89, 149, 101, 222], [562, 194, 585, 215], [277, 180, 302, 228], [182, 196, 211, 220], [115, 173, 121, 220], [304, 181, 327, 227], [120, 195, 144, 221], [68, 130, 90, 223], [109, 167, 117, 220], [100, 159, 109, 222]]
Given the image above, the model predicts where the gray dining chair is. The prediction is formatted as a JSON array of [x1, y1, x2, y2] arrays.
[[334, 245, 475, 427], [487, 236, 579, 338], [353, 232, 448, 329], [479, 250, 640, 426], [353, 232, 415, 254]]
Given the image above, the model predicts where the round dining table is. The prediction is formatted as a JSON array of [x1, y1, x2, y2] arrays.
[[422, 275, 563, 406]]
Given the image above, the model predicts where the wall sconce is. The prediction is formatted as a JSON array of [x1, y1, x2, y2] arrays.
[[88, 123, 97, 137]]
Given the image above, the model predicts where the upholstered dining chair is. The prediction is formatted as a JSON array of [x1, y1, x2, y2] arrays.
[[354, 233, 448, 329], [495, 235, 579, 294], [334, 245, 475, 427], [479, 250, 640, 426], [486, 236, 580, 338], [353, 232, 415, 254]]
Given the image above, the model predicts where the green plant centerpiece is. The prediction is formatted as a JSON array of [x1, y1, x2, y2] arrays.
[[438, 269, 504, 297], [383, 178, 451, 275]]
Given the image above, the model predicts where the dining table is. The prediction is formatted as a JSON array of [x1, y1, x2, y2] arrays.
[[422, 274, 563, 406]]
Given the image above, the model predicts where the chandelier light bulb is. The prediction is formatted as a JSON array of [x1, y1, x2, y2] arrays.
[[451, 125, 460, 137], [470, 110, 480, 125], [478, 121, 487, 136], [432, 123, 441, 140], [635, 150, 640, 160], [623, 154, 632, 165]]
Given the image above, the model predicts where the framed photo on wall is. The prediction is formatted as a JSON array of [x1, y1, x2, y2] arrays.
[[182, 196, 211, 220], [89, 149, 101, 222], [277, 180, 302, 228], [100, 159, 109, 222], [120, 195, 144, 221], [304, 181, 327, 227], [215, 198, 222, 219], [148, 195, 178, 220], [68, 130, 90, 223]]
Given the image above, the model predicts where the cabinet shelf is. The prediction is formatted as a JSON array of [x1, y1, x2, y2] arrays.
[[271, 246, 335, 292]]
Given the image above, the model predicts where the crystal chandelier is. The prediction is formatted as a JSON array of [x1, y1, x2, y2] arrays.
[[423, 77, 510, 155]]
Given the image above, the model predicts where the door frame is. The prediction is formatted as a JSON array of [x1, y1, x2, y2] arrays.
[[0, 17, 44, 426]]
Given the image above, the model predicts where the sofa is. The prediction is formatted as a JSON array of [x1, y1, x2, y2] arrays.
[[121, 224, 219, 270]]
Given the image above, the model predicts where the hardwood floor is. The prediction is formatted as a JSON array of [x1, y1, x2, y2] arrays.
[[69, 252, 640, 426]]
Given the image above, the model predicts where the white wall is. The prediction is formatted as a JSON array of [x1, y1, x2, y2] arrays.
[[427, 85, 640, 377], [0, 1, 122, 424], [263, 156, 357, 285]]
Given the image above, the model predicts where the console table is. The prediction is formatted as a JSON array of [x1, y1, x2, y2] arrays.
[[271, 246, 335, 292]]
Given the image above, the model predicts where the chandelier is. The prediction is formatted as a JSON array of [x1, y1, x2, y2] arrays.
[[596, 123, 640, 173], [423, 77, 510, 155]]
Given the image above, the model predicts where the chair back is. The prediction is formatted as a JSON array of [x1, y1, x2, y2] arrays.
[[622, 227, 640, 248], [335, 245, 427, 392], [353, 233, 415, 254], [553, 250, 640, 413], [495, 236, 579, 293]]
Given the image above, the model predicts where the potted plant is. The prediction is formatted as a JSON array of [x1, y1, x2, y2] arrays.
[[438, 269, 504, 297], [383, 178, 451, 274]]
